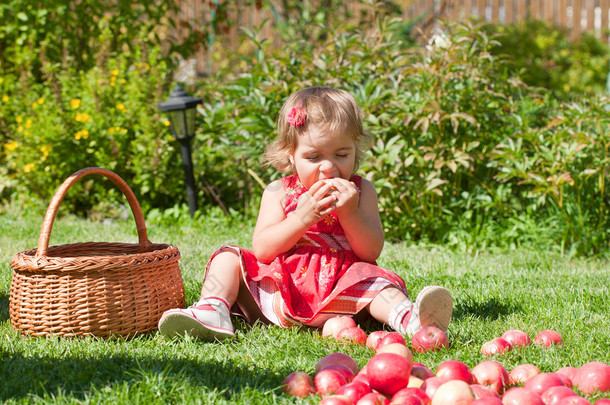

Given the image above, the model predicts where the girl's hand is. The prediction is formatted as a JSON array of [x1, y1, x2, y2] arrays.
[[294, 180, 337, 227], [326, 178, 359, 220]]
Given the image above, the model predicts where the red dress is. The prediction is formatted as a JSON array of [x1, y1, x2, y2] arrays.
[[205, 174, 408, 328]]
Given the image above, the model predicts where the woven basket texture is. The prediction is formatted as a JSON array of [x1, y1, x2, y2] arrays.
[[9, 167, 185, 337]]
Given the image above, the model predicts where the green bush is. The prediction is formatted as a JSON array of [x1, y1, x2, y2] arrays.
[[482, 20, 610, 99]]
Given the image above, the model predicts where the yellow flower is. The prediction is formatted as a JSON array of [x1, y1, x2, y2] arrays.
[[112, 69, 119, 76], [0, 78, 3, 84], [16, 116, 22, 123], [162, 119, 170, 126], [116, 103, 126, 113], [17, 125, 23, 132], [24, 163, 35, 173], [25, 119, 32, 129], [70, 98, 81, 109], [2, 95, 8, 102], [40, 144, 51, 160], [4, 141, 18, 152], [37, 97, 44, 105], [75, 112, 91, 123], [108, 127, 115, 133], [74, 129, 89, 140]]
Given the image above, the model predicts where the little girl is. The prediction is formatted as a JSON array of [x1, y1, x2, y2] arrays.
[[158, 86, 453, 340]]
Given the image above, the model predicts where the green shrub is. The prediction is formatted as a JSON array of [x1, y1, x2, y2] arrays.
[[483, 20, 610, 99]]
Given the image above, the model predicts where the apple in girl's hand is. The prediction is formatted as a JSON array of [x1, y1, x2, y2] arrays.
[[471, 361, 509, 395], [336, 381, 372, 403], [376, 332, 407, 350], [337, 326, 368, 345], [392, 387, 430, 405], [411, 326, 449, 353], [470, 384, 501, 399], [412, 363, 435, 381], [323, 316, 357, 339], [471, 397, 502, 405], [436, 360, 473, 384], [508, 364, 541, 385], [430, 380, 475, 405], [533, 330, 563, 347], [315, 368, 348, 396], [523, 373, 566, 396], [316, 352, 360, 375], [501, 387, 544, 405], [573, 361, 610, 395], [319, 394, 354, 405], [366, 330, 389, 350], [282, 371, 315, 397], [541, 386, 578, 405], [366, 352, 413, 396], [501, 329, 531, 347], [556, 367, 578, 387], [357, 392, 390, 405], [376, 342, 414, 363]]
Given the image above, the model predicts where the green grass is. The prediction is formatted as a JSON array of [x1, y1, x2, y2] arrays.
[[1, 207, 609, 404]]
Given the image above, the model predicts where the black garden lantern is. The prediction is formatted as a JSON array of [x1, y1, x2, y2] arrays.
[[158, 84, 202, 217]]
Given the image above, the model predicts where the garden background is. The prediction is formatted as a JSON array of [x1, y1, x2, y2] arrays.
[[1, 1, 610, 404]]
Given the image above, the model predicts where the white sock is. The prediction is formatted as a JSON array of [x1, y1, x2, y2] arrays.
[[388, 300, 413, 335]]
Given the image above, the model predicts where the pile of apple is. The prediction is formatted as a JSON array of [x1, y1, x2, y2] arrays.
[[281, 316, 610, 405]]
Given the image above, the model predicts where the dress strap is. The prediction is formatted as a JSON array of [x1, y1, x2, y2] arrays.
[[295, 231, 352, 251]]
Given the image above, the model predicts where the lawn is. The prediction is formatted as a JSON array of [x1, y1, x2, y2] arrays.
[[1, 207, 609, 404]]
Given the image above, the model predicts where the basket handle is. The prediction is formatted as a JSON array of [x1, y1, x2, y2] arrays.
[[36, 167, 151, 257]]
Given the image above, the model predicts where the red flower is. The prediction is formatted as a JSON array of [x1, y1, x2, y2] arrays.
[[287, 106, 307, 128]]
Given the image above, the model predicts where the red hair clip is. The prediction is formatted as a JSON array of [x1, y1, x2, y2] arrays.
[[287, 106, 307, 128]]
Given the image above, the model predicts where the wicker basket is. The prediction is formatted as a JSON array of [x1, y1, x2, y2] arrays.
[[9, 167, 185, 337]]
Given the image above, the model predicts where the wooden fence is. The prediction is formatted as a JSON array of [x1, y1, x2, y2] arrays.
[[173, 0, 610, 78]]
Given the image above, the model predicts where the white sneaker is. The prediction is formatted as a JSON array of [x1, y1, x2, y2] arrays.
[[158, 296, 235, 341], [405, 286, 453, 338]]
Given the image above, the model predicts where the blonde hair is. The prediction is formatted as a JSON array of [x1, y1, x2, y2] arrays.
[[265, 86, 371, 173]]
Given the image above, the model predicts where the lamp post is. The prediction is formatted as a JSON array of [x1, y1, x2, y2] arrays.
[[158, 84, 202, 217]]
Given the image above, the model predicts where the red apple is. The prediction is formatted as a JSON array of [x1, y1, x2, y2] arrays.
[[316, 352, 360, 375], [523, 373, 566, 396], [471, 398, 503, 405], [533, 330, 563, 348], [509, 364, 541, 385], [357, 392, 390, 405], [323, 316, 357, 339], [376, 343, 414, 363], [324, 364, 356, 383], [367, 352, 412, 396], [594, 400, 610, 405], [501, 387, 544, 405], [336, 381, 372, 403], [392, 396, 424, 405], [573, 361, 610, 396], [337, 326, 368, 345], [377, 332, 407, 350], [556, 367, 578, 387], [367, 330, 389, 350], [422, 376, 448, 399], [392, 387, 431, 405], [472, 361, 509, 395], [353, 366, 370, 387], [501, 329, 531, 347], [411, 326, 449, 353], [481, 337, 513, 357], [436, 360, 473, 384], [430, 379, 475, 404], [282, 371, 315, 397], [412, 363, 435, 381], [315, 368, 348, 395], [319, 394, 355, 405], [541, 386, 578, 405], [556, 397, 591, 405], [470, 384, 501, 399]]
